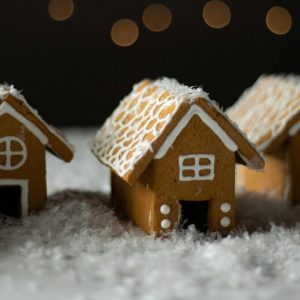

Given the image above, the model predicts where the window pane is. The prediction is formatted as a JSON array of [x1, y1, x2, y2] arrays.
[[182, 169, 195, 178], [0, 155, 6, 166], [11, 141, 23, 151], [199, 169, 211, 177], [0, 141, 6, 152], [11, 155, 24, 166], [199, 157, 211, 165], [182, 157, 195, 166]]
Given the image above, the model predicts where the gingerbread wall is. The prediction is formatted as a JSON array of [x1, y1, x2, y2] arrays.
[[0, 113, 47, 216], [111, 171, 156, 234]]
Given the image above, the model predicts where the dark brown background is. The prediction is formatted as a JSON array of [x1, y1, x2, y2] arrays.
[[0, 0, 299, 126]]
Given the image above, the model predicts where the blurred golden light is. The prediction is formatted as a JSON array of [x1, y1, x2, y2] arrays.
[[142, 4, 172, 32], [48, 0, 74, 21], [202, 0, 231, 29], [111, 19, 139, 47], [266, 6, 292, 35]]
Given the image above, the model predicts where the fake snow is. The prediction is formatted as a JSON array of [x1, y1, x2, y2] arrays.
[[1, 129, 300, 300]]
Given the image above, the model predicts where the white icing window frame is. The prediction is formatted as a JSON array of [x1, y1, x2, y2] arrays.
[[0, 136, 28, 171], [179, 154, 215, 181]]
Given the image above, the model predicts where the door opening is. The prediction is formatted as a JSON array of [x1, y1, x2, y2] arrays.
[[179, 200, 209, 231], [0, 185, 22, 218]]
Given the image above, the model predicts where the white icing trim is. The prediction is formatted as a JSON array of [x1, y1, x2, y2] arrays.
[[0, 102, 48, 145], [0, 137, 27, 170], [160, 204, 170, 215], [220, 202, 231, 213], [161, 219, 171, 229], [220, 216, 230, 227], [0, 179, 29, 217], [288, 121, 300, 137], [178, 154, 215, 181], [154, 105, 238, 159]]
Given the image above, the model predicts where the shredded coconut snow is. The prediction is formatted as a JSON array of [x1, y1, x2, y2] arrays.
[[1, 129, 300, 300], [0, 84, 26, 101]]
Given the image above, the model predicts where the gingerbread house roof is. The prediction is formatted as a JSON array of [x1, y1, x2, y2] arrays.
[[92, 78, 264, 184], [0, 84, 74, 162], [227, 75, 300, 153]]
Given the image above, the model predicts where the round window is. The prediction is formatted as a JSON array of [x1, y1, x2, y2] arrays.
[[0, 137, 27, 170]]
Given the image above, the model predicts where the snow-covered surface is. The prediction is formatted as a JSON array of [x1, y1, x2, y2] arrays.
[[1, 129, 300, 300]]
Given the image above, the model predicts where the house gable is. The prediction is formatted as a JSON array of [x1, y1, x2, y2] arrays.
[[0, 88, 74, 162], [0, 101, 48, 145], [149, 111, 236, 201], [154, 104, 238, 159]]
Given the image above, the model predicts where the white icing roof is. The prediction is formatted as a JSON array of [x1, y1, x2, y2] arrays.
[[227, 74, 300, 151], [92, 78, 263, 182]]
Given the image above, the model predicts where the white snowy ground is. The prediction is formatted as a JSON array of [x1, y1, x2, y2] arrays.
[[1, 129, 300, 300]]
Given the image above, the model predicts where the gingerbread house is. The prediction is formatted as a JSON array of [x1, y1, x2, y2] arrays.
[[0, 84, 74, 217], [91, 78, 264, 235], [228, 74, 300, 205]]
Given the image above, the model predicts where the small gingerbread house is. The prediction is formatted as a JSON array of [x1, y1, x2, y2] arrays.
[[0, 84, 74, 217], [228, 75, 300, 205], [92, 78, 264, 235]]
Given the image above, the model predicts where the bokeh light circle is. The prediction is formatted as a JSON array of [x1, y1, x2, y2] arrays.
[[203, 0, 231, 29], [142, 4, 172, 32], [111, 19, 139, 47], [266, 6, 292, 35], [48, 0, 74, 22]]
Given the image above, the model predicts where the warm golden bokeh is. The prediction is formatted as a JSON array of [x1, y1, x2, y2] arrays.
[[266, 6, 292, 35], [111, 19, 139, 47], [48, 0, 74, 21], [202, 0, 231, 29], [142, 4, 172, 32]]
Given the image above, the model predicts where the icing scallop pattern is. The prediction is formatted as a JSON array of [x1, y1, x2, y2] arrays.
[[228, 75, 300, 148], [91, 78, 209, 178]]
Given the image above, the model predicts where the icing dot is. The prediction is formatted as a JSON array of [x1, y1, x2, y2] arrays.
[[220, 217, 230, 227], [220, 202, 231, 213], [160, 204, 170, 215], [161, 219, 171, 229]]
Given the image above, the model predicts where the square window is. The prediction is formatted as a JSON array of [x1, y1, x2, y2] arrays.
[[179, 154, 215, 181]]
